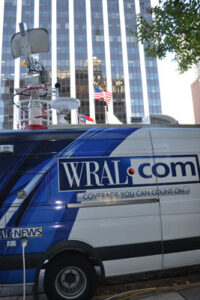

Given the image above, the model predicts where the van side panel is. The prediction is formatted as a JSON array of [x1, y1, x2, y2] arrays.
[[69, 129, 162, 276], [0, 130, 85, 284], [150, 128, 200, 268], [1, 127, 200, 286], [1, 128, 148, 284]]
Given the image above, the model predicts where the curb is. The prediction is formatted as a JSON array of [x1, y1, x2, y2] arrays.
[[100, 281, 200, 300]]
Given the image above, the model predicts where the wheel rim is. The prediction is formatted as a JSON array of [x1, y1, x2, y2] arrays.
[[55, 266, 87, 299]]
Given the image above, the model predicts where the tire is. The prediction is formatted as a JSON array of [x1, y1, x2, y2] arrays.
[[44, 254, 97, 300]]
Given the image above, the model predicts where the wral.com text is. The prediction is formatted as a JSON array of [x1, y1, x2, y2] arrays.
[[59, 155, 200, 192]]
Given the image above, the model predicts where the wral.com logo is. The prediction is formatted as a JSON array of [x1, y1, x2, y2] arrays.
[[58, 155, 200, 191]]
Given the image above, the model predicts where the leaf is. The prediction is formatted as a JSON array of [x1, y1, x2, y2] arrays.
[[134, 0, 200, 73]]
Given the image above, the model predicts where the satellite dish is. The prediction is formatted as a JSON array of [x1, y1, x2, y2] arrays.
[[51, 97, 80, 124], [11, 24, 49, 58], [51, 97, 80, 111]]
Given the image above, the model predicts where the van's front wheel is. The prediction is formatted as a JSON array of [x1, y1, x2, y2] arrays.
[[44, 255, 97, 300]]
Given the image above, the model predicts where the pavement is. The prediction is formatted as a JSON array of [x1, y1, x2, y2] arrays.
[[102, 282, 200, 299], [1, 271, 200, 300], [1, 282, 200, 300]]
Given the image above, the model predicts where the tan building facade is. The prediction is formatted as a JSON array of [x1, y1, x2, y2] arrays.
[[191, 78, 200, 124]]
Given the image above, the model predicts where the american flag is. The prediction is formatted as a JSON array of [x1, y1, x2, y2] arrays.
[[94, 86, 112, 105]]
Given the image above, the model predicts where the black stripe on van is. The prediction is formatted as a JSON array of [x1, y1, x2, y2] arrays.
[[96, 237, 200, 261], [163, 237, 200, 254], [96, 241, 162, 261], [1, 237, 200, 270]]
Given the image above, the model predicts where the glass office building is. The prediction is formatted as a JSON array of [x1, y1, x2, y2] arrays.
[[0, 0, 162, 129]]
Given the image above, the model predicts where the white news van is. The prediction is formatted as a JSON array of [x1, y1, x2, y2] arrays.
[[0, 125, 200, 300]]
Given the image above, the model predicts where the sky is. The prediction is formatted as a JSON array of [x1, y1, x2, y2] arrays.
[[157, 56, 196, 124]]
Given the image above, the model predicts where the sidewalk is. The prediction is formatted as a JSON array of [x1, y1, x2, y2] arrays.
[[105, 282, 200, 300], [1, 280, 200, 299]]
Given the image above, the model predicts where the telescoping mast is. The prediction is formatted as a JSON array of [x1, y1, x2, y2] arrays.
[[11, 23, 80, 130]]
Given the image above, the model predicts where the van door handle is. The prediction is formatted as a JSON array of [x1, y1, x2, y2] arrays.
[[66, 197, 159, 208]]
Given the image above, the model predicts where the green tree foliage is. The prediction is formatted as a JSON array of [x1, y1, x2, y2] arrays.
[[135, 0, 200, 72]]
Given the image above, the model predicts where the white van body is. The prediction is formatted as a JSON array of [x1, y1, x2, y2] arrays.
[[0, 126, 199, 300], [68, 127, 200, 277]]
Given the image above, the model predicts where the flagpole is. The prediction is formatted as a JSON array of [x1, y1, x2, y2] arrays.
[[105, 104, 108, 124], [94, 85, 112, 124]]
